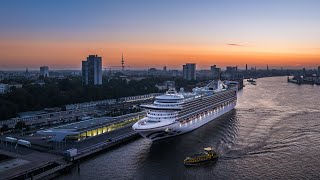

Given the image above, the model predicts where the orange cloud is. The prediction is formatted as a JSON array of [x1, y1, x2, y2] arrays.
[[0, 39, 319, 69]]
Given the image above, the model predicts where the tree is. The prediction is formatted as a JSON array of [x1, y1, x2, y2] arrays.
[[0, 124, 9, 132], [0, 76, 171, 121], [15, 121, 27, 130], [15, 121, 29, 135]]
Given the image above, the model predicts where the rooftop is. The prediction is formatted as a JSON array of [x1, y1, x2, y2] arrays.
[[51, 112, 145, 132]]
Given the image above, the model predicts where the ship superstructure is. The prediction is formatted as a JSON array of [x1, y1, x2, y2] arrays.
[[132, 80, 237, 141]]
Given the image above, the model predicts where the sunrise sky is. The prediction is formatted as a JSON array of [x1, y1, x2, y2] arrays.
[[1, 0, 320, 70]]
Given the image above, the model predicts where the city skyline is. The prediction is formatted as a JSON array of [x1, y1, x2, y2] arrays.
[[1, 0, 320, 70]]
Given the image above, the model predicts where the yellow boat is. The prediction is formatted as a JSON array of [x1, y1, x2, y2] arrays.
[[184, 147, 218, 166]]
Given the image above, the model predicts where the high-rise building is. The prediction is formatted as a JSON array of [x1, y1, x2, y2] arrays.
[[25, 67, 29, 76], [0, 83, 9, 94], [82, 55, 102, 85], [183, 63, 196, 80], [245, 64, 248, 71], [317, 66, 320, 76], [210, 65, 221, 80], [226, 66, 237, 73], [163, 66, 167, 71], [40, 66, 49, 77]]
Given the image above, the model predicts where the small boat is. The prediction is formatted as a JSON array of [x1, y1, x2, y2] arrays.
[[247, 78, 255, 83], [184, 147, 218, 166], [247, 78, 257, 85]]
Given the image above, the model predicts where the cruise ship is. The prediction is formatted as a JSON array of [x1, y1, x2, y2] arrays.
[[132, 80, 237, 141]]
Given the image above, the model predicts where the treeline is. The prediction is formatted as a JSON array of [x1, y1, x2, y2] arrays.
[[0, 76, 199, 121]]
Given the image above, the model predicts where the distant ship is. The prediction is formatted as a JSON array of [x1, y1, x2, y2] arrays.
[[247, 78, 257, 85], [132, 80, 238, 141]]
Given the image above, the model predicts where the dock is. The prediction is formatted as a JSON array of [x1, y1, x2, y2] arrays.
[[287, 76, 320, 85], [0, 128, 141, 180], [72, 131, 139, 161]]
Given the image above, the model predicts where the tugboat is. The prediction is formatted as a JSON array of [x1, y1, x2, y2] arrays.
[[184, 147, 218, 166]]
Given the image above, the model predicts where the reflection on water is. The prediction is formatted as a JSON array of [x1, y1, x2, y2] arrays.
[[58, 77, 320, 180]]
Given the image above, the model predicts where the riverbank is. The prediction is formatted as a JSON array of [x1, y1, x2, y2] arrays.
[[0, 127, 141, 180]]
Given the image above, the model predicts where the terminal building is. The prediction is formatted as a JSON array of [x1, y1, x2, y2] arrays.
[[37, 112, 145, 142], [0, 93, 160, 129], [65, 93, 160, 110]]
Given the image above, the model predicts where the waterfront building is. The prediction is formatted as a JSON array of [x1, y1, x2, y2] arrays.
[[197, 70, 211, 79], [170, 70, 179, 77], [183, 63, 196, 80], [37, 112, 145, 142], [9, 82, 23, 89], [40, 66, 49, 77], [226, 66, 237, 74], [0, 83, 9, 94], [82, 55, 102, 85], [211, 65, 221, 80], [155, 81, 175, 90], [224, 66, 239, 79], [148, 68, 158, 76], [155, 84, 167, 91]]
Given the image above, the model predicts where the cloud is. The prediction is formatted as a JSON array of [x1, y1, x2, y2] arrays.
[[227, 43, 243, 46]]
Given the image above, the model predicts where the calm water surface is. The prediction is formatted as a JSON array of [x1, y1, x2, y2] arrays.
[[59, 77, 320, 180]]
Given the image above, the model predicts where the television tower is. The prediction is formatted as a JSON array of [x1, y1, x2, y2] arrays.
[[121, 53, 124, 71]]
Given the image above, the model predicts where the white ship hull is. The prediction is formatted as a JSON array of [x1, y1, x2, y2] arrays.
[[134, 102, 236, 141]]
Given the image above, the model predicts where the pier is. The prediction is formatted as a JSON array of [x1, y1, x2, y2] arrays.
[[0, 128, 140, 180], [0, 111, 144, 180], [287, 76, 320, 85], [72, 131, 139, 161]]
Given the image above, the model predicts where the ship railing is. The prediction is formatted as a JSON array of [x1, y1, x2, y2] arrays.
[[177, 97, 236, 121]]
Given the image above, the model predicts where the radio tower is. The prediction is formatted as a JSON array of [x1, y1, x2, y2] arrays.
[[121, 53, 124, 71]]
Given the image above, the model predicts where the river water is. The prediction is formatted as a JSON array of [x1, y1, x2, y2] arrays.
[[58, 76, 320, 180]]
